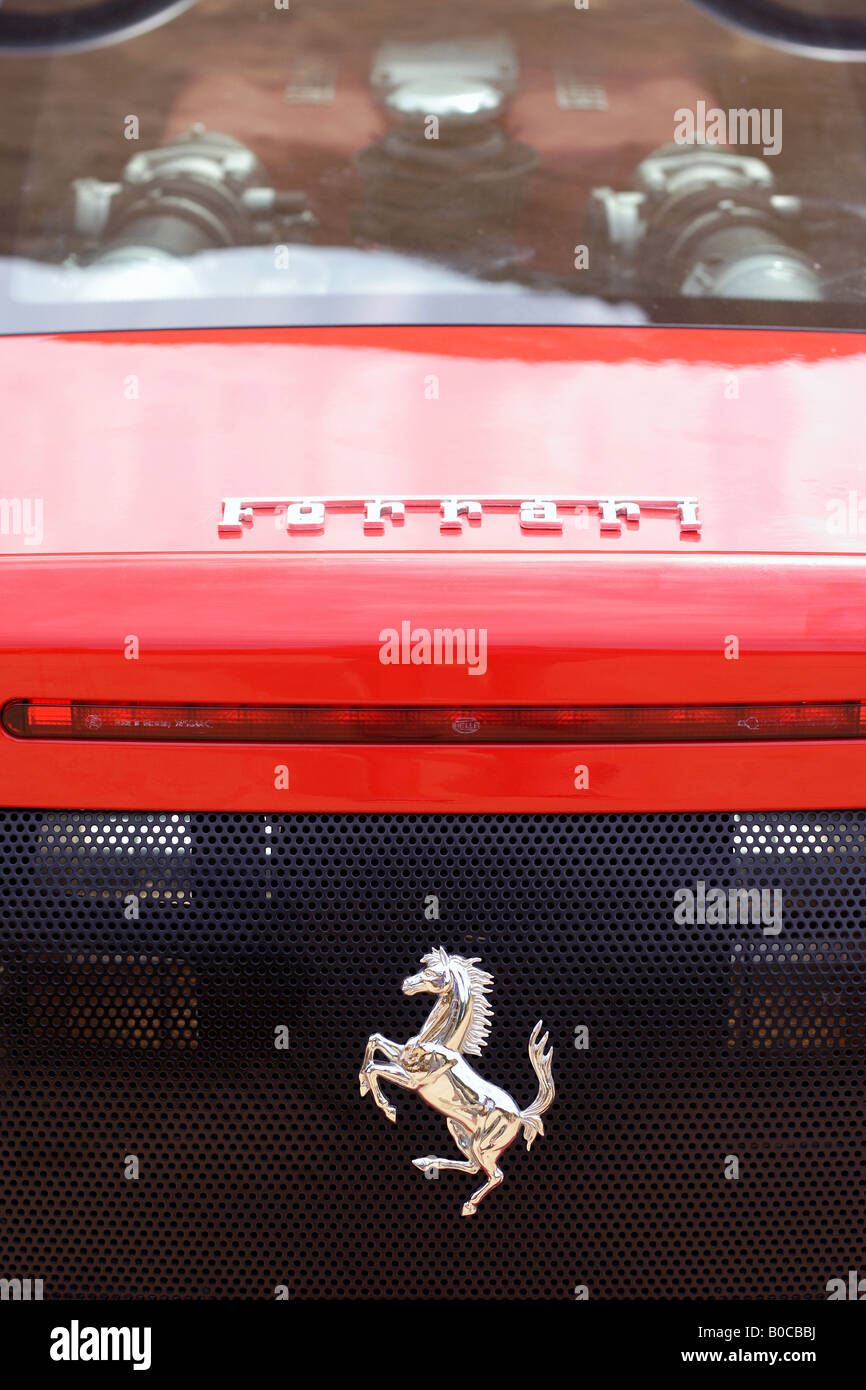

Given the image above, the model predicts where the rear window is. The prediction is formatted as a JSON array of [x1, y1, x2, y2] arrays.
[[0, 0, 864, 332]]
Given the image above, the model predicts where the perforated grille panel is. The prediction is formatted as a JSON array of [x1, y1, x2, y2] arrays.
[[1, 808, 865, 1300]]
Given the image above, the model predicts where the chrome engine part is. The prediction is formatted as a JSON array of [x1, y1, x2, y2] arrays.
[[588, 143, 822, 300], [70, 126, 315, 265]]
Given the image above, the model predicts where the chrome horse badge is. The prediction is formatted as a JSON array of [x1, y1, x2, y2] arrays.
[[359, 948, 554, 1216]]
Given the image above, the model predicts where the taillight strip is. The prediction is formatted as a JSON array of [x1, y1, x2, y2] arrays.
[[1, 700, 861, 743]]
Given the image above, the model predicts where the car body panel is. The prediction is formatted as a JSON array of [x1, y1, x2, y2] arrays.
[[0, 325, 864, 556], [1, 325, 864, 812]]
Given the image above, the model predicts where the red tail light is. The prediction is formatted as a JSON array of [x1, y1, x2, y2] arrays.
[[1, 700, 861, 743]]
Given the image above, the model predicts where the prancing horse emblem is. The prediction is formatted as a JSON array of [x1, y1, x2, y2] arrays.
[[359, 948, 555, 1216]]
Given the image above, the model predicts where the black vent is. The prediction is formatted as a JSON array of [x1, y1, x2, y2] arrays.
[[1, 809, 864, 1299]]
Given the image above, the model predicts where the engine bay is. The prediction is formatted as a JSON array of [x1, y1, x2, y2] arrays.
[[0, 0, 864, 327]]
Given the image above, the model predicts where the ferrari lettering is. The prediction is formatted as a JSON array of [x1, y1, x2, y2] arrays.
[[218, 495, 701, 537]]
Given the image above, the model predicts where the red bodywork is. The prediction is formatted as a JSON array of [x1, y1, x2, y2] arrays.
[[1, 324, 865, 812]]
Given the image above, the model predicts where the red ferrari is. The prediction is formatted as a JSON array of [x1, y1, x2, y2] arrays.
[[0, 0, 865, 1343]]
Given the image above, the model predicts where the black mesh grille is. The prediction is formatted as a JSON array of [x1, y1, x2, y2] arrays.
[[1, 808, 865, 1300]]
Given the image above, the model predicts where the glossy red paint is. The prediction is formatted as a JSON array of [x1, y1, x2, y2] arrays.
[[1, 325, 865, 557], [1, 325, 865, 812]]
